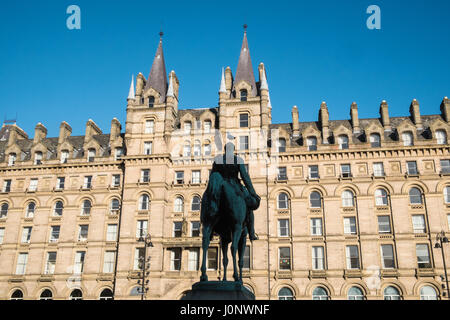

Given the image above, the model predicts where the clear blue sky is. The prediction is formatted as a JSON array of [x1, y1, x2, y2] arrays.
[[1, 0, 449, 137]]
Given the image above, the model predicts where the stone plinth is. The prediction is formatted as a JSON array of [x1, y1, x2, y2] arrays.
[[181, 281, 255, 300]]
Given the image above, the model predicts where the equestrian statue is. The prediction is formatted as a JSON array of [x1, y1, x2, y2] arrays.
[[200, 142, 260, 283]]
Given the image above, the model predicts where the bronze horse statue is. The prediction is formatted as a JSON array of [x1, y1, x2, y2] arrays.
[[200, 143, 260, 283]]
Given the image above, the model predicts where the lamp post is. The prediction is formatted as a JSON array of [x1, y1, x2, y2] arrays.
[[137, 233, 153, 300], [434, 231, 449, 299]]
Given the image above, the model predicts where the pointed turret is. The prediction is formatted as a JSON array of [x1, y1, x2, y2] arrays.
[[144, 32, 168, 103], [233, 25, 257, 97], [219, 67, 227, 93], [127, 75, 135, 100], [167, 72, 174, 98]]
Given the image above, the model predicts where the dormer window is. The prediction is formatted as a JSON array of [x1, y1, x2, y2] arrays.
[[278, 138, 286, 153], [148, 96, 155, 108], [370, 133, 381, 148], [402, 131, 413, 146], [436, 130, 447, 145], [8, 153, 16, 166], [240, 89, 248, 102], [114, 147, 124, 160], [87, 149, 96, 162], [184, 122, 192, 134], [338, 135, 349, 150], [60, 150, 69, 164], [34, 152, 43, 165], [204, 120, 211, 133], [307, 137, 317, 151]]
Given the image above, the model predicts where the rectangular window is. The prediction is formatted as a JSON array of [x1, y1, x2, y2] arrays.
[[170, 248, 182, 271], [175, 171, 184, 184], [407, 161, 418, 175], [279, 247, 291, 270], [173, 221, 183, 237], [239, 114, 249, 128], [61, 150, 69, 164], [440, 159, 450, 174], [341, 164, 352, 178], [134, 248, 145, 270], [243, 246, 251, 269], [239, 136, 249, 150], [377, 216, 391, 234], [8, 153, 16, 166], [49, 226, 60, 242], [184, 122, 192, 134], [312, 246, 325, 270], [373, 162, 385, 177], [45, 252, 57, 275], [416, 244, 432, 269], [103, 251, 115, 273], [309, 165, 319, 179], [87, 149, 96, 162], [307, 137, 318, 151], [278, 219, 290, 237], [16, 253, 28, 275], [144, 141, 152, 155], [145, 120, 155, 134], [34, 152, 43, 165], [343, 217, 357, 235], [106, 224, 118, 242], [141, 169, 150, 183], [114, 148, 123, 161], [21, 227, 32, 243], [277, 167, 287, 180], [136, 220, 148, 239], [56, 177, 65, 190], [74, 251, 86, 274], [412, 215, 426, 233], [0, 228, 4, 244], [29, 179, 38, 192], [381, 244, 395, 269], [83, 176, 92, 189], [310, 218, 323, 236], [204, 121, 211, 133], [187, 248, 199, 271], [191, 221, 201, 237], [3, 180, 11, 192], [192, 170, 201, 184], [346, 245, 360, 269], [207, 248, 218, 270], [78, 225, 89, 242], [112, 174, 120, 187]]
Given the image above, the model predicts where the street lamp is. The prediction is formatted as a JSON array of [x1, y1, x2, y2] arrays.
[[137, 233, 153, 300], [434, 231, 449, 299]]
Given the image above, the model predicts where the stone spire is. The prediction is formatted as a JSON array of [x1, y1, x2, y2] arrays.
[[127, 75, 135, 100], [233, 25, 257, 97], [144, 32, 168, 103], [219, 67, 227, 93]]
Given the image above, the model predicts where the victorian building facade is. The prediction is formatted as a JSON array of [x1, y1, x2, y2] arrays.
[[0, 30, 449, 300]]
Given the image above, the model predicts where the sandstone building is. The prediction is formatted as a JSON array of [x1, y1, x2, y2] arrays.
[[0, 30, 449, 300]]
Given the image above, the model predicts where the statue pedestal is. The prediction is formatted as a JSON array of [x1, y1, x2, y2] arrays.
[[181, 281, 255, 300]]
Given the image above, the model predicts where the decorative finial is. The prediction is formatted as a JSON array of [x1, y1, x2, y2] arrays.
[[159, 31, 164, 40], [243, 24, 247, 32]]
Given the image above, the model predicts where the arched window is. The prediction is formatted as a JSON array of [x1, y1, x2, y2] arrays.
[[204, 142, 211, 156], [409, 187, 422, 205], [348, 286, 365, 300], [420, 285, 438, 300], [193, 140, 201, 156], [39, 289, 53, 300], [312, 287, 329, 300], [383, 286, 401, 300], [277, 192, 289, 209], [139, 194, 150, 211], [1, 203, 9, 218], [183, 142, 191, 157], [110, 198, 120, 214], [310, 191, 322, 208], [174, 197, 184, 212], [26, 202, 36, 218], [81, 200, 92, 215], [375, 189, 388, 206], [341, 190, 355, 207], [53, 201, 64, 216], [191, 196, 201, 211], [34, 151, 43, 165], [436, 130, 447, 145], [204, 120, 212, 133], [184, 121, 192, 134], [148, 96, 155, 108], [10, 289, 23, 300], [307, 136, 318, 151], [370, 133, 381, 147], [99, 288, 113, 300], [444, 186, 450, 204], [70, 289, 83, 300], [338, 135, 349, 149], [278, 138, 286, 153], [278, 287, 294, 300], [402, 131, 413, 146], [240, 89, 248, 102]]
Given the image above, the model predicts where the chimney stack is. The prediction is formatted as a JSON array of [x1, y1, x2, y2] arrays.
[[292, 106, 300, 137], [379, 100, 391, 131], [33, 123, 47, 144], [409, 99, 422, 129], [350, 102, 360, 133]]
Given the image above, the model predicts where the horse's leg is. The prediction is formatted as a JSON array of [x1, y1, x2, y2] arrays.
[[200, 224, 212, 282], [230, 224, 243, 282], [237, 230, 247, 283], [221, 240, 229, 281]]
